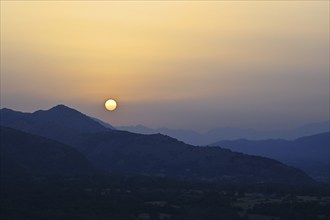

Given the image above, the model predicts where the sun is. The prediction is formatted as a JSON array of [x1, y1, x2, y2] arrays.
[[105, 99, 117, 111]]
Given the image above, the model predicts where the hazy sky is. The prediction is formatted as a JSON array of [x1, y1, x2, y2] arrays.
[[1, 1, 329, 131]]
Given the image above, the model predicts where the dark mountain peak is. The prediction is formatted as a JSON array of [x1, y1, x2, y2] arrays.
[[0, 107, 28, 114], [50, 104, 75, 111], [30, 105, 108, 134], [0, 108, 30, 125], [0, 105, 108, 145], [0, 107, 15, 112], [34, 104, 80, 115]]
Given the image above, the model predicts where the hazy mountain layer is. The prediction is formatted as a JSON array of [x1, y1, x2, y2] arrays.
[[117, 121, 330, 145], [212, 133, 330, 182]]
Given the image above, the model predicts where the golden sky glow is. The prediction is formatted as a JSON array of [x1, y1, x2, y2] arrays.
[[1, 1, 329, 130]]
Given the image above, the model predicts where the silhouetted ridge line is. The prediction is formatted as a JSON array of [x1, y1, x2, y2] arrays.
[[0, 105, 315, 184], [212, 132, 330, 182]]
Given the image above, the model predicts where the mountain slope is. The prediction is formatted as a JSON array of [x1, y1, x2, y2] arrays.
[[76, 130, 313, 184], [0, 105, 109, 146], [0, 126, 94, 177], [117, 121, 330, 146], [212, 132, 330, 182], [117, 125, 209, 145], [90, 117, 115, 129], [0, 106, 314, 184]]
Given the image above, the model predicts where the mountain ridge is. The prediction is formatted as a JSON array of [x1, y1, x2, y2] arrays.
[[0, 105, 315, 184], [1, 105, 109, 146], [116, 121, 330, 145], [211, 132, 330, 182]]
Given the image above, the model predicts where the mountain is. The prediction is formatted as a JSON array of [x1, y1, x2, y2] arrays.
[[117, 121, 330, 146], [292, 121, 330, 137], [77, 130, 314, 184], [90, 116, 115, 129], [1, 104, 108, 132], [211, 132, 330, 182], [117, 125, 207, 145], [117, 124, 157, 135], [0, 126, 94, 178], [0, 105, 109, 146], [0, 105, 314, 184], [207, 122, 330, 142]]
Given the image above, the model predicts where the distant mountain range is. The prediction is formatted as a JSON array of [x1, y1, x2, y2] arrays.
[[117, 121, 330, 146], [0, 105, 314, 184], [211, 133, 330, 182]]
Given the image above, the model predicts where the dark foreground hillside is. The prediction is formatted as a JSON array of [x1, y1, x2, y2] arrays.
[[0, 126, 94, 177], [0, 124, 330, 220], [1, 175, 329, 220]]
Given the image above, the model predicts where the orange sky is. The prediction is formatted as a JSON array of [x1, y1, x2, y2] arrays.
[[1, 1, 329, 130]]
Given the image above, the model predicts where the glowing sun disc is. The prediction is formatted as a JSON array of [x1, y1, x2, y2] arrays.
[[105, 99, 117, 111]]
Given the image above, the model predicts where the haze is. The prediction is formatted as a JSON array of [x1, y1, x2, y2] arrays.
[[1, 1, 329, 131]]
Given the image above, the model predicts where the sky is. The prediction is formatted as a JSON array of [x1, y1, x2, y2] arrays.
[[1, 1, 329, 131]]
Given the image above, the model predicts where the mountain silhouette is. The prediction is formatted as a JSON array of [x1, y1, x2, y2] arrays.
[[207, 122, 330, 142], [0, 105, 314, 184], [0, 126, 94, 178], [117, 125, 205, 145], [1, 104, 108, 132], [77, 130, 313, 183], [117, 121, 330, 146], [90, 116, 115, 129], [212, 132, 330, 182], [0, 105, 109, 146]]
